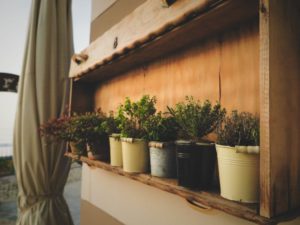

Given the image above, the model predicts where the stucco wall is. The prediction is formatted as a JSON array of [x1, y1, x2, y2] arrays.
[[90, 0, 146, 42]]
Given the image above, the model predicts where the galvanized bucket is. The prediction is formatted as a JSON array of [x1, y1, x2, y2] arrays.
[[149, 141, 177, 178]]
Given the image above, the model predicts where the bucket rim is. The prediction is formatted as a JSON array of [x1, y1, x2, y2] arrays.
[[149, 141, 175, 148], [195, 142, 214, 146], [216, 144, 260, 154], [175, 139, 194, 145], [110, 133, 121, 138], [121, 137, 146, 143]]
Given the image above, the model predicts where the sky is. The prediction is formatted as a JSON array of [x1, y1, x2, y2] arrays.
[[0, 0, 91, 147]]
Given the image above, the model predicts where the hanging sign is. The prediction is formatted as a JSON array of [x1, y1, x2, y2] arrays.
[[0, 73, 19, 93]]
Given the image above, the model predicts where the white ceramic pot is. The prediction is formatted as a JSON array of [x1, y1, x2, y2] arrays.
[[121, 138, 149, 173], [216, 144, 259, 203], [109, 134, 122, 167]]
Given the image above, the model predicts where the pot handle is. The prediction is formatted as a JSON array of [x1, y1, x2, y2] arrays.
[[186, 198, 216, 215]]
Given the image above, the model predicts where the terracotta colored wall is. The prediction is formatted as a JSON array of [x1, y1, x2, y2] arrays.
[[94, 21, 259, 114]]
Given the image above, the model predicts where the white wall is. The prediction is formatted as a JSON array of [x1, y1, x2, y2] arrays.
[[91, 0, 117, 21], [81, 164, 257, 225], [81, 165, 300, 225]]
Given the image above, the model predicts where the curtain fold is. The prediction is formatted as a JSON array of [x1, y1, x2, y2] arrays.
[[13, 0, 74, 224]]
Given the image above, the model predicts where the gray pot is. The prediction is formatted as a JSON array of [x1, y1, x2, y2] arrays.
[[149, 141, 177, 178]]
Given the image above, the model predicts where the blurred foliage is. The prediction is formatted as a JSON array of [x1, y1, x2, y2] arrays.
[[0, 157, 14, 176]]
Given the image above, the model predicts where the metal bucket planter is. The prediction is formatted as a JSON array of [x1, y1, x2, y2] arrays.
[[149, 141, 177, 178], [109, 134, 122, 167], [121, 138, 149, 173], [216, 144, 259, 203], [87, 137, 110, 162], [176, 140, 216, 189]]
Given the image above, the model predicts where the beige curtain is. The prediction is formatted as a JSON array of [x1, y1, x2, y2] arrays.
[[13, 0, 74, 224]]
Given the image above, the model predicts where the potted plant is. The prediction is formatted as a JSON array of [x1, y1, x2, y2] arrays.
[[72, 110, 110, 161], [168, 97, 226, 189], [143, 112, 178, 178], [102, 111, 122, 167], [117, 95, 156, 173], [216, 111, 259, 203], [40, 115, 86, 155]]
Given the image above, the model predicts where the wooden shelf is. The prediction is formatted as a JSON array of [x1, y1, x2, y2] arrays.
[[68, 0, 300, 222], [66, 152, 276, 225], [69, 0, 258, 83]]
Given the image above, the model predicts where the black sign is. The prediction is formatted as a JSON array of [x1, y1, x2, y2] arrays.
[[0, 73, 19, 93]]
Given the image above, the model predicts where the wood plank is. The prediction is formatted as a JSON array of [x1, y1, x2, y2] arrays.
[[70, 0, 214, 78], [259, 0, 300, 218], [93, 37, 221, 113], [93, 21, 259, 118], [69, 0, 258, 81], [259, 0, 271, 217], [220, 21, 259, 113], [70, 80, 94, 113], [66, 152, 276, 225]]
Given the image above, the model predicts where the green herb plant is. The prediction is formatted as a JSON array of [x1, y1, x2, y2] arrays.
[[117, 95, 157, 139], [71, 109, 108, 153], [143, 112, 178, 142], [168, 97, 226, 142], [40, 109, 108, 154], [102, 111, 121, 135], [217, 110, 259, 146]]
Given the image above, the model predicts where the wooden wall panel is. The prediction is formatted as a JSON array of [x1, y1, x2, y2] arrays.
[[94, 22, 259, 115], [220, 23, 259, 113], [94, 38, 221, 113], [71, 81, 94, 113], [260, 0, 300, 218]]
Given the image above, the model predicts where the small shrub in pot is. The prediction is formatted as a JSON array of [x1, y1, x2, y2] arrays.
[[117, 95, 156, 173], [168, 97, 226, 189], [143, 112, 178, 178], [40, 115, 85, 155], [216, 111, 260, 203], [71, 110, 109, 161], [102, 112, 123, 167], [217, 110, 259, 147]]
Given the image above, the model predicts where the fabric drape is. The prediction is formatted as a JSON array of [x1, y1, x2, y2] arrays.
[[13, 0, 74, 224]]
